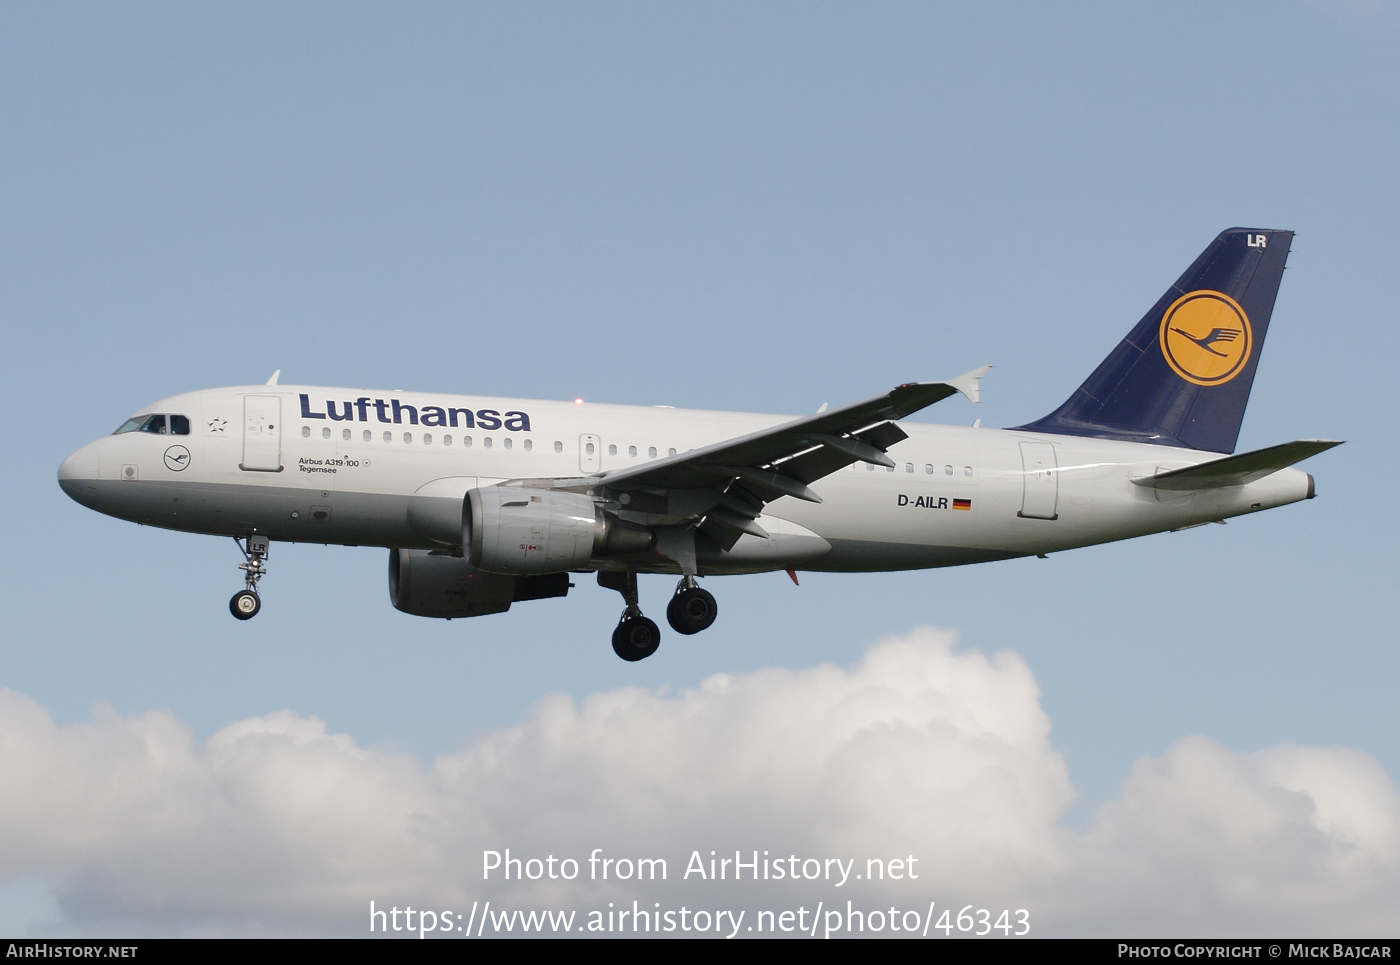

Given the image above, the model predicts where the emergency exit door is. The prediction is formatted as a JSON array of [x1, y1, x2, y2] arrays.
[[579, 434, 601, 474]]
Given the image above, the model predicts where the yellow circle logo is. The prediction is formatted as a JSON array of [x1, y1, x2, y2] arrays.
[[1158, 290, 1253, 386]]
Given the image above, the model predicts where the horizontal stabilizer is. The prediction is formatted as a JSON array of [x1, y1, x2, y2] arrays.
[[1134, 440, 1343, 492]]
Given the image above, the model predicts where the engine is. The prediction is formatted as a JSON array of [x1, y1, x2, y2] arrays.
[[388, 548, 570, 619], [466, 486, 651, 575]]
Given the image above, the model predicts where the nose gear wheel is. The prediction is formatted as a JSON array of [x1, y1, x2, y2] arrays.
[[230, 536, 269, 620], [230, 589, 261, 620]]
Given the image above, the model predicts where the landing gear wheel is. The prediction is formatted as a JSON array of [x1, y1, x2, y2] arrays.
[[612, 617, 661, 661], [230, 590, 261, 620], [231, 536, 269, 620], [667, 587, 717, 635]]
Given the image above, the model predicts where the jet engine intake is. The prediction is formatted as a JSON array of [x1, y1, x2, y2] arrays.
[[466, 486, 654, 575]]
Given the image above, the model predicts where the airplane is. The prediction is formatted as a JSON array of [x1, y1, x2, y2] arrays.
[[58, 228, 1340, 661]]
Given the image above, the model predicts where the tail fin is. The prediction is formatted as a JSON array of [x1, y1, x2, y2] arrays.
[[1014, 228, 1294, 453]]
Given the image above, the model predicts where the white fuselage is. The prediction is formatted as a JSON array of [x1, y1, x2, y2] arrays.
[[57, 384, 1313, 575]]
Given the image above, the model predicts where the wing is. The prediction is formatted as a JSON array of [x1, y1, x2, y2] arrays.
[[583, 366, 991, 551]]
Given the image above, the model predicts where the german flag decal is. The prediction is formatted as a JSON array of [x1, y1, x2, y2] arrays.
[[897, 495, 975, 511]]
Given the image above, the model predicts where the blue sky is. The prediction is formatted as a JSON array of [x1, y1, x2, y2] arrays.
[[1, 1, 1397, 936]]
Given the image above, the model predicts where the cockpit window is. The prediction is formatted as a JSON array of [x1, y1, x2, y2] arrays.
[[113, 414, 190, 435]]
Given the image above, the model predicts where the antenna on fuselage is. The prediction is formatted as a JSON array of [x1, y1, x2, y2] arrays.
[[266, 370, 281, 385]]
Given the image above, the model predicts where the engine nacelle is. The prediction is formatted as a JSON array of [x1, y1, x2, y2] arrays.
[[388, 548, 569, 619], [466, 486, 651, 575]]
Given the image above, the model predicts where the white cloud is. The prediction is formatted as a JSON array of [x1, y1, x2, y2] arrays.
[[0, 628, 1396, 937]]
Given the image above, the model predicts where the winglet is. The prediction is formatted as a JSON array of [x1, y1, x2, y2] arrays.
[[266, 370, 281, 386], [945, 365, 991, 404]]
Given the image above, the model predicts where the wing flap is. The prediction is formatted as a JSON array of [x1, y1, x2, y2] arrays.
[[769, 445, 858, 487], [707, 467, 823, 503]]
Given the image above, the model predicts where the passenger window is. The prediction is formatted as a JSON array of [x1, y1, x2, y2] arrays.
[[301, 426, 310, 438], [668, 448, 676, 456], [403, 432, 412, 444], [586, 442, 595, 455], [383, 431, 392, 443], [484, 437, 493, 449], [169, 415, 190, 435], [867, 463, 874, 472], [523, 439, 532, 451], [648, 447, 657, 458], [925, 464, 934, 475], [321, 427, 330, 439], [886, 464, 895, 473], [553, 441, 563, 453], [342, 428, 351, 441], [138, 415, 167, 434], [905, 463, 914, 473], [629, 445, 637, 457], [964, 466, 973, 477], [944, 465, 953, 475], [423, 433, 432, 445], [608, 444, 617, 456], [464, 436, 473, 447], [444, 435, 453, 446], [363, 430, 371, 442], [504, 437, 512, 450]]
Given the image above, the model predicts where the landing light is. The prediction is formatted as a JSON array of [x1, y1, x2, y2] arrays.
[[574, 398, 584, 405]]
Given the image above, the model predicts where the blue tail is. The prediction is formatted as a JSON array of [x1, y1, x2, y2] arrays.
[[1014, 228, 1293, 453]]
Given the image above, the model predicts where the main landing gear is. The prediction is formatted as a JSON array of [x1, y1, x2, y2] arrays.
[[600, 570, 660, 661], [667, 576, 717, 635], [230, 535, 269, 621], [598, 571, 720, 661], [612, 616, 661, 662]]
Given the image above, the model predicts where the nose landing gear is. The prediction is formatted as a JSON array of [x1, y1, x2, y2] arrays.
[[230, 535, 269, 621]]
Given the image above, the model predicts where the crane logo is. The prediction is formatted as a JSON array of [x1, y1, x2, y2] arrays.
[[163, 445, 191, 471], [1159, 290, 1253, 386]]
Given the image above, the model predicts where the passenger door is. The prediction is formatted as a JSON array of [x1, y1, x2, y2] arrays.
[[1017, 441, 1058, 520], [241, 395, 283, 472]]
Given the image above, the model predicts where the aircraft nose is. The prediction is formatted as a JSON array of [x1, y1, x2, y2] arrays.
[[58, 443, 100, 502]]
